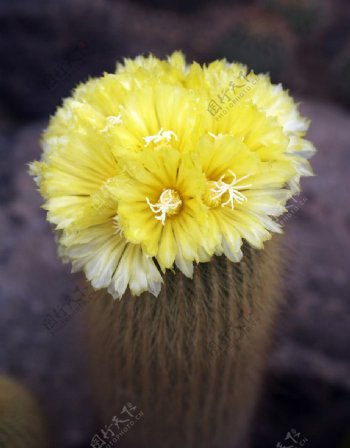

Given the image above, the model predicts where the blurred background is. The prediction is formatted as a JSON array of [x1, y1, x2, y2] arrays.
[[1, 0, 350, 447]]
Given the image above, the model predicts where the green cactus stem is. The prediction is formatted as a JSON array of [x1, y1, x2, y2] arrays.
[[84, 237, 283, 448]]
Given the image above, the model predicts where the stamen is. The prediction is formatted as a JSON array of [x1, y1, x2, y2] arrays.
[[146, 189, 182, 225], [143, 128, 178, 147], [208, 170, 251, 209]]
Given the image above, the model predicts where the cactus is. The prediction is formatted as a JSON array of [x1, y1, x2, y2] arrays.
[[0, 376, 48, 448], [84, 237, 283, 448], [215, 11, 294, 83], [265, 0, 323, 36]]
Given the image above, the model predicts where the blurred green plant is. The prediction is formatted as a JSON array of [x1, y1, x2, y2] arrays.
[[0, 376, 48, 448], [340, 426, 350, 448], [215, 13, 294, 82], [265, 0, 323, 35]]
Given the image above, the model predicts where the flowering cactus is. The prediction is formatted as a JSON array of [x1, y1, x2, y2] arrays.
[[30, 52, 315, 300]]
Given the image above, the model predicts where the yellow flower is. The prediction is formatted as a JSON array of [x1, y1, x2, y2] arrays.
[[198, 134, 292, 261], [29, 52, 315, 299], [111, 148, 211, 277]]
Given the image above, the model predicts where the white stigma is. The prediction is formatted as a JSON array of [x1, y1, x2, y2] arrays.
[[146, 189, 182, 225], [143, 128, 178, 147], [210, 170, 251, 208]]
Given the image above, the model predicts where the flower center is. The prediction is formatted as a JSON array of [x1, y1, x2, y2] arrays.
[[203, 170, 251, 209], [146, 189, 182, 225], [143, 128, 178, 149]]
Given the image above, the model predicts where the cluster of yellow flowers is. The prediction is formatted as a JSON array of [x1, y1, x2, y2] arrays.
[[30, 52, 315, 299]]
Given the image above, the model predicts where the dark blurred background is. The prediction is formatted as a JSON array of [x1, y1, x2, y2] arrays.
[[1, 0, 350, 447]]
